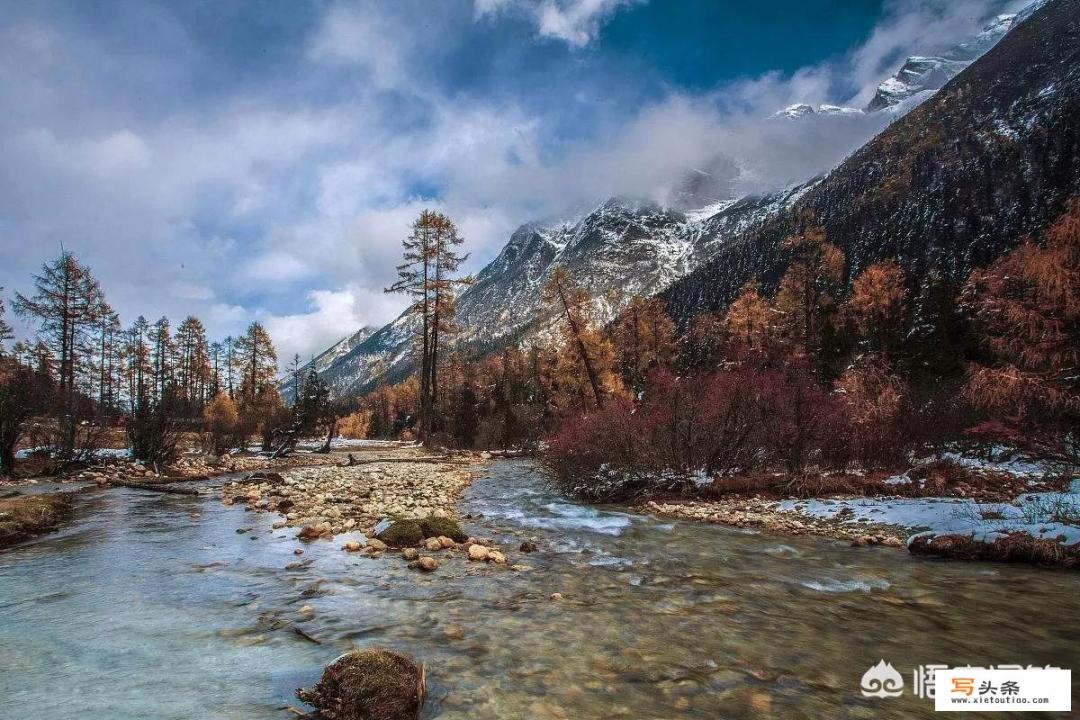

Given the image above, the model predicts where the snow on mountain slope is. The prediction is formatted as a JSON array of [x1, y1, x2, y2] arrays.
[[304, 0, 1063, 400], [313, 186, 813, 397], [776, 6, 1030, 119], [664, 0, 1080, 325]]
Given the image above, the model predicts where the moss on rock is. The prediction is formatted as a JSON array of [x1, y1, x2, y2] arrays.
[[376, 519, 424, 548], [418, 516, 467, 543], [296, 648, 425, 720]]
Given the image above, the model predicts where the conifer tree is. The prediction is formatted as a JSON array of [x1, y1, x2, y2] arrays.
[[0, 288, 13, 355], [543, 267, 615, 410], [14, 251, 106, 407], [772, 223, 844, 364], [234, 322, 278, 401], [386, 210, 471, 439], [962, 201, 1080, 438], [610, 296, 676, 393]]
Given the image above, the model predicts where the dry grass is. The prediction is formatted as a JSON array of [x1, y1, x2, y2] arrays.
[[697, 472, 889, 500], [0, 493, 74, 549], [296, 648, 425, 720], [909, 532, 1080, 569]]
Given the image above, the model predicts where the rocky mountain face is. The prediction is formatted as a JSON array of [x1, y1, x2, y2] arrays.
[[309, 184, 815, 396], [301, 0, 1075, 400], [773, 6, 1033, 119], [663, 0, 1080, 323], [307, 326, 376, 375]]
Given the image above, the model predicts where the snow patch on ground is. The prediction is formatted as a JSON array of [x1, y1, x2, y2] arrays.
[[15, 447, 132, 460], [777, 481, 1080, 548]]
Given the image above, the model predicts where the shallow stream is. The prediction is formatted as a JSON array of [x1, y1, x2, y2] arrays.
[[1, 459, 1077, 718]]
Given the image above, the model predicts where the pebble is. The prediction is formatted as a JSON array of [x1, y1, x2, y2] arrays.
[[468, 544, 490, 562], [402, 548, 420, 561], [424, 538, 443, 552], [418, 556, 438, 572]]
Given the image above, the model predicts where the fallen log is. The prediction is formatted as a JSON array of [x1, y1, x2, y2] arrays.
[[337, 456, 453, 467], [108, 479, 200, 495]]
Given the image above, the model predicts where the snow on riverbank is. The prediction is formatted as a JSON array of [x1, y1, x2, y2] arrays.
[[777, 479, 1080, 548]]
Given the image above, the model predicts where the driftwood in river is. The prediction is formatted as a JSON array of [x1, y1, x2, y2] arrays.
[[107, 479, 200, 495]]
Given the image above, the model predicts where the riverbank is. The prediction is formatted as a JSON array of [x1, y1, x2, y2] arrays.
[[0, 493, 74, 549], [637, 464, 1080, 567], [3, 446, 349, 489], [639, 497, 910, 547]]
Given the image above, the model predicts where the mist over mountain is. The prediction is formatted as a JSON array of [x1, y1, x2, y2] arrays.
[[298, 0, 1076, 400]]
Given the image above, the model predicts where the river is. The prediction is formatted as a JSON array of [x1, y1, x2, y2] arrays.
[[1, 459, 1077, 718]]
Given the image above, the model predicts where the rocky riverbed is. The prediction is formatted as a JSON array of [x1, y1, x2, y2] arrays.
[[220, 449, 476, 534]]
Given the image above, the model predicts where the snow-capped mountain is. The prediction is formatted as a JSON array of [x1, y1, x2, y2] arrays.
[[309, 185, 815, 396], [307, 326, 376, 374], [771, 103, 866, 119], [665, 0, 1080, 324], [774, 5, 1035, 119], [302, 0, 1074, 400]]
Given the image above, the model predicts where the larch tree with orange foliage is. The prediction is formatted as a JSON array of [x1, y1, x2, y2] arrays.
[[845, 259, 908, 356], [772, 222, 845, 364], [961, 201, 1080, 446], [609, 296, 676, 393], [203, 390, 239, 454], [543, 267, 615, 410], [723, 280, 777, 366]]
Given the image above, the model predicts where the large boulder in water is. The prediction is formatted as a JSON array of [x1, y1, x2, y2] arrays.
[[297, 649, 425, 720], [418, 516, 467, 543], [375, 519, 423, 548]]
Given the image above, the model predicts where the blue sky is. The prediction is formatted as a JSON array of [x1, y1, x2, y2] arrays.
[[0, 0, 1023, 365]]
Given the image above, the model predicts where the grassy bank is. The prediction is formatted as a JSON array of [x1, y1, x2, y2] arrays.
[[0, 493, 75, 549]]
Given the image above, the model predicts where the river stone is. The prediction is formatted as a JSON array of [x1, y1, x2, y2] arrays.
[[366, 537, 388, 552], [437, 536, 455, 549], [402, 548, 420, 561], [467, 544, 489, 562], [519, 540, 538, 553], [343, 541, 362, 552], [418, 556, 438, 572], [423, 538, 442, 552], [488, 550, 507, 564], [296, 649, 425, 720]]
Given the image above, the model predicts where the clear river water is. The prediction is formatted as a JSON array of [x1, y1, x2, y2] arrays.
[[1, 459, 1077, 719]]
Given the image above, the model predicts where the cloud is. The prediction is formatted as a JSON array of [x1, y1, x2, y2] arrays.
[[307, 3, 409, 88], [262, 286, 403, 364], [0, 0, 1021, 368], [476, 0, 642, 47]]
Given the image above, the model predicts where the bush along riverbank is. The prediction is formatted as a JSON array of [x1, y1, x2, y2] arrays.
[[607, 453, 1080, 569]]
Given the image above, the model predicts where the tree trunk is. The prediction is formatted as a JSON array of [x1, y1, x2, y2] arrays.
[[555, 280, 604, 409]]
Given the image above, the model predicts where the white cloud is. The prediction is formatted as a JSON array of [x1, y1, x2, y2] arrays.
[[476, 0, 641, 46], [0, 0, 1020, 367], [307, 3, 409, 88], [262, 286, 402, 364]]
